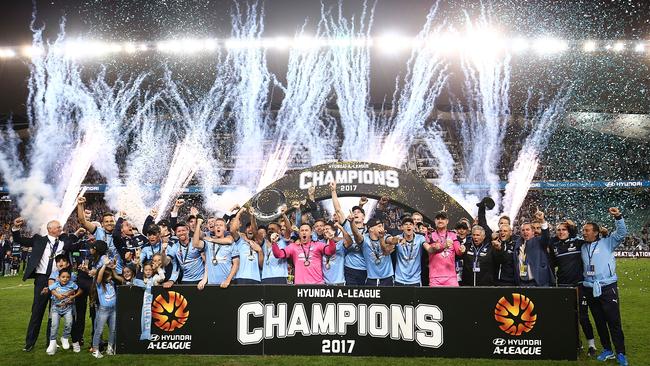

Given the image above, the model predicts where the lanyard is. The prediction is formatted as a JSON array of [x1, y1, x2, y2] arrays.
[[473, 242, 488, 267], [587, 240, 599, 266], [212, 243, 222, 263], [519, 240, 527, 263], [402, 235, 416, 261], [300, 242, 312, 262], [265, 240, 273, 265], [181, 244, 191, 264], [432, 230, 448, 244], [370, 237, 382, 262]]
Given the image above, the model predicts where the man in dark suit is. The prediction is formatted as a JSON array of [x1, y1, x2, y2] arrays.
[[512, 210, 555, 287], [12, 217, 83, 352]]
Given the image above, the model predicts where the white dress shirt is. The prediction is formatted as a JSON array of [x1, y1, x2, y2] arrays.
[[35, 235, 64, 275]]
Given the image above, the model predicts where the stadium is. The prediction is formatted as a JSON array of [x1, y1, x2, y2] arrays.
[[0, 1, 648, 366]]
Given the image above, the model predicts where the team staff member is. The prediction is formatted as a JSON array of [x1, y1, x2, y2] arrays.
[[513, 210, 554, 287], [581, 208, 628, 366], [492, 224, 516, 286], [12, 217, 83, 352], [461, 225, 500, 286], [461, 198, 500, 286], [550, 221, 596, 357]]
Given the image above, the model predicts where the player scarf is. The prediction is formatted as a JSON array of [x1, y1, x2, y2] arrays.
[[133, 278, 154, 340]]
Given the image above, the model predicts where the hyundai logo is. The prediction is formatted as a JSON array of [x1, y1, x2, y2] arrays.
[[150, 334, 160, 341], [493, 338, 506, 346]]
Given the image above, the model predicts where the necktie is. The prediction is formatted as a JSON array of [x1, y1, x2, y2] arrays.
[[46, 239, 59, 275]]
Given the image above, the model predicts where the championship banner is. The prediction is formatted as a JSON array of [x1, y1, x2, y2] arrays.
[[243, 161, 472, 224], [116, 285, 578, 360]]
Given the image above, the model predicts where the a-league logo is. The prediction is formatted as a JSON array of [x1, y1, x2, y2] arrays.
[[494, 293, 537, 336], [152, 291, 190, 332]]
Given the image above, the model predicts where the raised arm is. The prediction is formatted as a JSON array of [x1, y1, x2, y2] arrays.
[[349, 217, 364, 245], [607, 207, 627, 249], [97, 256, 110, 282], [142, 210, 155, 234], [76, 197, 98, 233], [533, 209, 550, 250], [229, 208, 244, 242], [247, 206, 258, 233], [373, 196, 389, 222], [169, 199, 184, 229], [193, 217, 205, 249], [329, 182, 346, 225], [11, 217, 36, 247], [385, 236, 399, 254], [270, 233, 289, 259], [280, 209, 292, 240], [335, 222, 353, 248], [379, 231, 394, 255], [477, 199, 493, 240]]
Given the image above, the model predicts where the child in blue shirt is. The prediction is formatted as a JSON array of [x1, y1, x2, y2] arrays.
[[47, 268, 80, 355], [92, 258, 118, 358]]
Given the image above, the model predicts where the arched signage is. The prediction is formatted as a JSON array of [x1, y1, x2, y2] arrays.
[[246, 161, 472, 224]]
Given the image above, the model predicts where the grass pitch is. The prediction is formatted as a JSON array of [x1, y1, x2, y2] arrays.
[[0, 259, 648, 366]]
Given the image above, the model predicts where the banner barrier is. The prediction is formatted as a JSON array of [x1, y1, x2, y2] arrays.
[[614, 250, 650, 258], [0, 180, 648, 194], [116, 285, 578, 360]]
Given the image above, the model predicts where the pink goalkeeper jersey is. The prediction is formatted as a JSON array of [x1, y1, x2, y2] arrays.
[[427, 230, 462, 286], [272, 240, 336, 284]]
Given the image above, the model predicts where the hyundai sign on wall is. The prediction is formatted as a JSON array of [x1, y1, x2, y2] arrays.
[[116, 286, 578, 360]]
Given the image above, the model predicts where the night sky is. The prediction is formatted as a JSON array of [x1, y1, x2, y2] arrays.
[[0, 0, 649, 119]]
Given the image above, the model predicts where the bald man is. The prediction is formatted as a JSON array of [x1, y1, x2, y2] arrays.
[[12, 217, 84, 352]]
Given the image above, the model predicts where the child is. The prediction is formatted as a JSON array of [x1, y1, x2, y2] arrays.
[[3, 250, 11, 276], [92, 257, 117, 358], [46, 254, 79, 345], [10, 254, 20, 276], [49, 254, 76, 286], [47, 268, 81, 355], [149, 253, 166, 282], [121, 264, 136, 285], [133, 260, 164, 341]]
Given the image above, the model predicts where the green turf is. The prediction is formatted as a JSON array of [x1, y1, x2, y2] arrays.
[[1, 259, 648, 365]]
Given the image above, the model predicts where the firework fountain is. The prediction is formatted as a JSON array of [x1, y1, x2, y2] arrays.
[[0, 3, 575, 230]]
